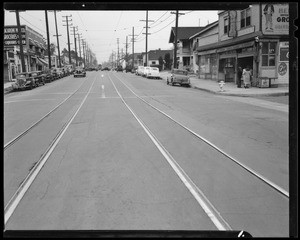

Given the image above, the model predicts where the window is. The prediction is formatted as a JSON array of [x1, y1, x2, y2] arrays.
[[262, 42, 277, 66], [240, 8, 251, 28], [224, 18, 229, 34]]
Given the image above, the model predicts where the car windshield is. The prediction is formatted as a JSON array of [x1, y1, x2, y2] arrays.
[[3, 2, 293, 238]]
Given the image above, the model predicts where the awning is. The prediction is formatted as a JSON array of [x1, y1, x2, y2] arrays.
[[37, 57, 48, 66], [29, 38, 37, 47]]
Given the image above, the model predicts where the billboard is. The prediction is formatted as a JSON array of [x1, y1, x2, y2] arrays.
[[4, 26, 26, 46], [262, 3, 289, 35]]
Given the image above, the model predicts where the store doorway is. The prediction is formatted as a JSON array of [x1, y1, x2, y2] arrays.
[[237, 56, 253, 71]]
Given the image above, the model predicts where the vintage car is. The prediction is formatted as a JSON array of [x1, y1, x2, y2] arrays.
[[56, 68, 65, 78], [167, 69, 190, 87], [50, 68, 60, 80], [142, 67, 151, 77], [74, 68, 86, 77], [31, 71, 46, 86], [136, 66, 144, 76], [43, 70, 54, 83], [12, 72, 36, 90], [145, 67, 160, 79]]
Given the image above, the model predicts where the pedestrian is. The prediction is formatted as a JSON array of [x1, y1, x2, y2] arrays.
[[237, 66, 243, 88], [242, 66, 252, 88]]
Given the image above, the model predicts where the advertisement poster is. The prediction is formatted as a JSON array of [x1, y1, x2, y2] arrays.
[[277, 42, 289, 83], [262, 3, 289, 35], [4, 26, 27, 46]]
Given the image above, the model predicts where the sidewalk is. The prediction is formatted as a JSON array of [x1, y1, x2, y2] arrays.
[[159, 71, 289, 97], [4, 81, 14, 94]]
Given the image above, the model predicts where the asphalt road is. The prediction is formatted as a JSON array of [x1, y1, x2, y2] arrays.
[[4, 71, 289, 237]]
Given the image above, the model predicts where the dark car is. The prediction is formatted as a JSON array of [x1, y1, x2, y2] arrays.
[[102, 67, 110, 71], [31, 71, 46, 86], [167, 69, 190, 87], [44, 70, 54, 83], [50, 68, 60, 80], [116, 66, 123, 72], [125, 66, 133, 73], [12, 72, 36, 90], [74, 68, 86, 77]]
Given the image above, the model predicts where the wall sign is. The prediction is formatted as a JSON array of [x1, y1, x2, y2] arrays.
[[4, 26, 27, 46], [262, 3, 289, 35], [278, 62, 287, 76]]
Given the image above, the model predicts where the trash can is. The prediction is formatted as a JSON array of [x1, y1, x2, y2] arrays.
[[258, 77, 270, 88]]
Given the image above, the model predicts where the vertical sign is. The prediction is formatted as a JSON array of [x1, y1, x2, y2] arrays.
[[277, 41, 289, 83], [228, 11, 237, 37], [262, 3, 289, 35]]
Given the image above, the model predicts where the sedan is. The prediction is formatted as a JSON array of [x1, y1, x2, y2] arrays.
[[31, 71, 46, 86], [167, 69, 190, 87], [74, 69, 86, 78]]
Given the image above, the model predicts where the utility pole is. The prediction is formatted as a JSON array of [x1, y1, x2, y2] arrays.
[[45, 10, 52, 69], [62, 15, 72, 65], [124, 36, 128, 63], [81, 39, 86, 67], [117, 38, 119, 67], [140, 11, 154, 66], [71, 26, 78, 67], [77, 33, 82, 66], [53, 10, 62, 68], [171, 11, 185, 69], [130, 27, 138, 69], [14, 10, 26, 72]]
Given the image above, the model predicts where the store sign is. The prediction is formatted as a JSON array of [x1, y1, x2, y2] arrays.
[[4, 26, 26, 46], [262, 3, 289, 35], [278, 62, 287, 76], [279, 42, 289, 62], [228, 11, 237, 37]]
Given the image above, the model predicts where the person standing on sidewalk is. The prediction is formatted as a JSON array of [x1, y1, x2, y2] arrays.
[[242, 66, 252, 88], [237, 67, 243, 88]]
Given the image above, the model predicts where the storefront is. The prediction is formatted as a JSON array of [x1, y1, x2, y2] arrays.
[[198, 49, 218, 80]]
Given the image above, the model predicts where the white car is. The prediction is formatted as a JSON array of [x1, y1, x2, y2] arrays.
[[146, 67, 160, 79], [142, 67, 151, 77], [136, 66, 144, 76]]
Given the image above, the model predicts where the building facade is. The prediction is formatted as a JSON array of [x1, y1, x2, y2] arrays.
[[4, 25, 48, 82], [195, 3, 289, 86]]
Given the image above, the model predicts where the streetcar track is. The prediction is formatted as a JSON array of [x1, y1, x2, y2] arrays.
[[107, 74, 232, 231], [111, 72, 289, 198], [4, 78, 89, 151], [4, 75, 97, 225]]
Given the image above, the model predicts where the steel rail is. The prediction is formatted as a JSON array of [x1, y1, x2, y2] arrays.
[[4, 78, 88, 151], [107, 73, 232, 231], [111, 72, 289, 199], [4, 76, 97, 225]]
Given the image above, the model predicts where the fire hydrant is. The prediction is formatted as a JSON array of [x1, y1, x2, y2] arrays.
[[219, 80, 225, 92]]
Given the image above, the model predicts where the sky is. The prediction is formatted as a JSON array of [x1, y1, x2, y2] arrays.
[[4, 9, 219, 64]]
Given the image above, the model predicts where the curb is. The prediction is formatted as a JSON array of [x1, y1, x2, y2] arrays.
[[192, 85, 289, 97]]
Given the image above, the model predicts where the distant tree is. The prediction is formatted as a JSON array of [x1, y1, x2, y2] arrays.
[[164, 53, 171, 70], [158, 56, 163, 68], [44, 43, 56, 55]]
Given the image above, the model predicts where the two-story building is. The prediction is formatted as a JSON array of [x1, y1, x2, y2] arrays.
[[195, 3, 289, 86], [169, 27, 204, 71], [142, 49, 173, 70], [4, 25, 48, 82], [190, 21, 219, 77]]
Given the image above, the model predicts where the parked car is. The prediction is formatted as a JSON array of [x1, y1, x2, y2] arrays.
[[31, 71, 46, 86], [116, 66, 123, 72], [125, 66, 132, 73], [142, 67, 151, 77], [167, 69, 190, 87], [136, 66, 144, 76], [102, 67, 110, 71], [44, 70, 54, 83], [50, 68, 60, 80], [74, 68, 86, 77], [145, 67, 160, 79], [56, 68, 65, 78], [12, 72, 36, 90]]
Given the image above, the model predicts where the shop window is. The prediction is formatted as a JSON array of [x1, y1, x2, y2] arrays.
[[224, 18, 229, 34], [261, 42, 277, 66], [240, 8, 251, 28]]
